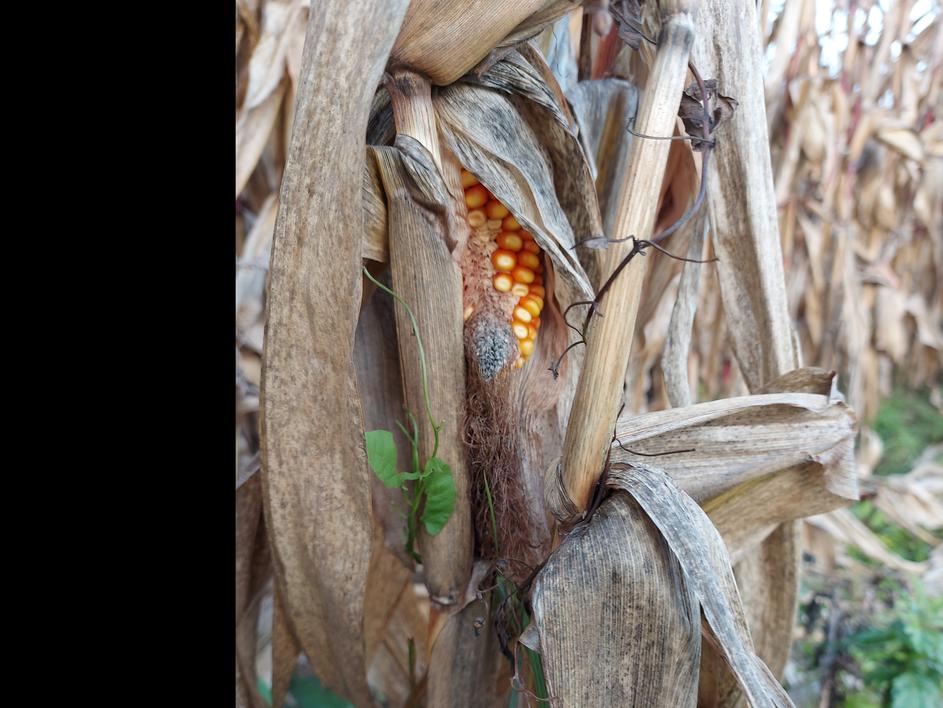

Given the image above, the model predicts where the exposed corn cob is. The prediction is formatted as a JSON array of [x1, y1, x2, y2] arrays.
[[460, 168, 547, 373]]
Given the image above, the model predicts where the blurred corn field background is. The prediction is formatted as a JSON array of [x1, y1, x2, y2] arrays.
[[236, 1, 942, 706]]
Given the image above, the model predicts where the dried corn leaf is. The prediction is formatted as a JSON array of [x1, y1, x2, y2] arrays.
[[473, 46, 605, 251], [607, 463, 795, 708], [611, 368, 857, 505], [702, 460, 856, 564], [532, 493, 701, 706], [807, 508, 929, 576], [261, 2, 410, 704], [871, 450, 943, 542], [242, 0, 300, 110], [565, 78, 638, 221], [361, 157, 388, 263], [363, 530, 420, 701], [391, 0, 574, 86], [876, 126, 925, 163], [236, 195, 278, 353], [663, 217, 708, 407], [236, 79, 287, 198], [466, 48, 569, 128], [366, 578, 431, 706], [513, 94, 604, 250], [496, 0, 583, 50]]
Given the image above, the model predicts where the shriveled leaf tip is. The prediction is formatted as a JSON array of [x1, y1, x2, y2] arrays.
[[678, 79, 739, 151]]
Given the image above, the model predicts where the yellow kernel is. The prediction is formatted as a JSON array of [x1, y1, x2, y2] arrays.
[[522, 239, 540, 254], [492, 249, 517, 272], [519, 339, 535, 357], [533, 317, 541, 329], [496, 233, 523, 252], [486, 219, 503, 230], [511, 283, 530, 297], [514, 306, 533, 324], [518, 252, 541, 271], [527, 324, 537, 339], [493, 273, 513, 292], [513, 322, 529, 340], [529, 284, 545, 299], [502, 215, 521, 231], [460, 170, 479, 188], [486, 201, 510, 219], [514, 357, 525, 369], [467, 209, 486, 228], [512, 266, 535, 284], [465, 185, 489, 209], [520, 298, 541, 318], [463, 304, 474, 321]]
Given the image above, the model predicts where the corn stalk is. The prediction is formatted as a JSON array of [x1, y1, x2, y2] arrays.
[[232, 0, 915, 705]]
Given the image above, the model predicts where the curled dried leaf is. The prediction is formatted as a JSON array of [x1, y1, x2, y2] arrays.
[[678, 79, 739, 150]]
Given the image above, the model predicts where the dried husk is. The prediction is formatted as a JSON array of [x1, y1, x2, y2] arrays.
[[610, 368, 857, 507], [606, 463, 796, 708], [532, 492, 702, 706], [368, 139, 473, 606], [260, 2, 410, 704], [435, 83, 595, 302], [390, 0, 579, 86]]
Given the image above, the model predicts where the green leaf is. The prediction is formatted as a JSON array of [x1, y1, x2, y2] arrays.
[[891, 672, 942, 708], [843, 694, 881, 708], [421, 457, 456, 535], [365, 430, 402, 488]]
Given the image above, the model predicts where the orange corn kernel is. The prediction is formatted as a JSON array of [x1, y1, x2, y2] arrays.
[[529, 284, 545, 299], [493, 273, 513, 292], [533, 317, 541, 329], [511, 283, 530, 298], [519, 339, 535, 357], [491, 249, 517, 272], [467, 209, 487, 228], [533, 274, 543, 285], [518, 251, 541, 271], [513, 322, 529, 340], [513, 306, 533, 324], [520, 297, 541, 318], [460, 170, 479, 188], [514, 357, 525, 369], [496, 233, 523, 252], [522, 239, 540, 254], [486, 201, 510, 219], [512, 266, 535, 284], [465, 185, 489, 209], [527, 324, 538, 339], [502, 215, 521, 231]]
